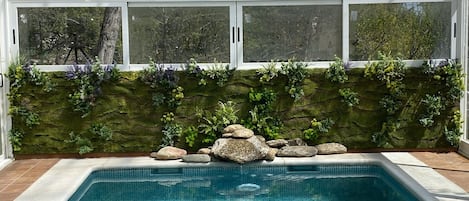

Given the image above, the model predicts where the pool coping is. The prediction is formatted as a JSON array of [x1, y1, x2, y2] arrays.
[[15, 152, 469, 201]]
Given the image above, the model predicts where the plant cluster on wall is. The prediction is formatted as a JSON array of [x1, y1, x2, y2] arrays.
[[8, 56, 464, 155]]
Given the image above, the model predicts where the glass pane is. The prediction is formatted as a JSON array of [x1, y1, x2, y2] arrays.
[[349, 3, 451, 60], [243, 5, 342, 62], [129, 7, 230, 64], [18, 7, 123, 65]]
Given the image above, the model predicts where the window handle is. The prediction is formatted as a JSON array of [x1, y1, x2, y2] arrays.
[[0, 73, 3, 87], [237, 27, 240, 42], [13, 29, 16, 44], [232, 27, 235, 43]]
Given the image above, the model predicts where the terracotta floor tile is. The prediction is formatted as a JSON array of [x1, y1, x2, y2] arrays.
[[2, 184, 29, 194], [0, 192, 19, 201], [0, 183, 8, 191]]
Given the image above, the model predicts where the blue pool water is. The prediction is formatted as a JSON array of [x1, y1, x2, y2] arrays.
[[69, 164, 419, 201]]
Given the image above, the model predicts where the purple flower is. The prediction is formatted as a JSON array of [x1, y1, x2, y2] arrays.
[[343, 61, 352, 71]]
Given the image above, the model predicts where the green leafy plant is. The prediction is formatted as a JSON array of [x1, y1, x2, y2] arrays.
[[159, 112, 182, 148], [338, 88, 359, 107], [364, 52, 406, 96], [65, 132, 94, 155], [89, 123, 113, 141], [197, 101, 239, 144], [257, 61, 279, 84], [66, 58, 120, 117], [8, 129, 24, 152], [280, 59, 309, 101], [419, 94, 444, 127], [185, 58, 236, 87], [444, 111, 463, 147], [8, 61, 54, 129], [243, 88, 281, 139], [422, 60, 464, 104], [184, 126, 199, 148], [325, 56, 349, 83], [371, 119, 399, 148], [303, 118, 334, 142], [379, 95, 402, 115]]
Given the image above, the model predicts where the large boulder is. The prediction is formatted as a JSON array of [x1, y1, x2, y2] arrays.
[[315, 143, 347, 155], [266, 139, 288, 148], [276, 146, 318, 157], [153, 146, 187, 160], [182, 154, 211, 163], [212, 136, 270, 164]]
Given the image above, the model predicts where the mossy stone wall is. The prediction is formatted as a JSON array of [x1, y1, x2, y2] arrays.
[[14, 68, 454, 154]]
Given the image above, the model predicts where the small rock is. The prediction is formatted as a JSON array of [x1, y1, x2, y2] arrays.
[[223, 124, 246, 133], [266, 139, 288, 148], [154, 146, 187, 160], [277, 146, 318, 157], [150, 152, 158, 158], [315, 143, 347, 155], [287, 138, 308, 146], [232, 128, 254, 138], [265, 148, 278, 161], [182, 154, 211, 163], [197, 148, 211, 154], [222, 133, 233, 138]]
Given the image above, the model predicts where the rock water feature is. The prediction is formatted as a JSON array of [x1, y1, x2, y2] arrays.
[[151, 124, 348, 164]]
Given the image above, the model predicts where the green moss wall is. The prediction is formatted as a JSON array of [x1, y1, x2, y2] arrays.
[[14, 68, 455, 154]]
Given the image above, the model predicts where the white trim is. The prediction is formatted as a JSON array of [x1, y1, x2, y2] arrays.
[[342, 0, 349, 62], [121, 4, 130, 71], [348, 0, 451, 4]]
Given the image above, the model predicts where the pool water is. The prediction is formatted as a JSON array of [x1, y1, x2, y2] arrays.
[[69, 165, 419, 201]]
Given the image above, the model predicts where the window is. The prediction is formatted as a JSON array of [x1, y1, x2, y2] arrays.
[[128, 7, 230, 64], [18, 7, 123, 65], [349, 2, 451, 61], [243, 5, 342, 62]]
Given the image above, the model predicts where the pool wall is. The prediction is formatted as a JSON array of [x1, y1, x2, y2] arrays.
[[16, 153, 466, 201]]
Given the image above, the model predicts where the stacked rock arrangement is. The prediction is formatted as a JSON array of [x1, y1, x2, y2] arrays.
[[150, 124, 348, 164]]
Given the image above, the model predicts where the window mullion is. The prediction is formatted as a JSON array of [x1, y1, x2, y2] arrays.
[[342, 0, 349, 62], [122, 3, 130, 71]]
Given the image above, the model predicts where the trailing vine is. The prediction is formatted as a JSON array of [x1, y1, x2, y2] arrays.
[[364, 53, 406, 147], [325, 56, 359, 108], [140, 59, 185, 148], [444, 111, 463, 147], [7, 61, 54, 151], [419, 60, 464, 128], [280, 59, 309, 101], [65, 58, 120, 118], [242, 88, 282, 140]]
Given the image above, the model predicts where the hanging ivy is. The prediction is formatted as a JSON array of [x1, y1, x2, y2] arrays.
[[65, 58, 120, 118]]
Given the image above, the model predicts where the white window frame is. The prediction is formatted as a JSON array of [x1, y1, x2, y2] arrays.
[[127, 1, 237, 71]]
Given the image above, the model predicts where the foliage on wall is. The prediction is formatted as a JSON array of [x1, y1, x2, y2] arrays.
[[8, 58, 464, 154]]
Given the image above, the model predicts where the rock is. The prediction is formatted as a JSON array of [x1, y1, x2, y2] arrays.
[[150, 152, 158, 158], [315, 143, 347, 155], [222, 133, 233, 138], [287, 138, 308, 146], [212, 136, 270, 164], [256, 135, 266, 143], [154, 146, 187, 160], [265, 148, 278, 161], [232, 128, 254, 138], [266, 139, 288, 148], [197, 148, 211, 154], [182, 154, 211, 163], [223, 124, 246, 133], [277, 146, 318, 157]]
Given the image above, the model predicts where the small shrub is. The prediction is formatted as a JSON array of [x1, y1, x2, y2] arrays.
[[89, 123, 113, 141], [325, 56, 349, 83], [197, 101, 239, 144], [257, 61, 279, 84], [159, 112, 182, 148], [280, 59, 308, 101], [65, 132, 94, 155], [338, 88, 359, 107], [444, 111, 463, 147], [303, 118, 334, 142], [419, 94, 444, 127], [184, 126, 199, 148], [9, 129, 24, 152]]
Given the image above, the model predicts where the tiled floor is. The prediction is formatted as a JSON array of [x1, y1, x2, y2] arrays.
[[0, 153, 467, 201], [0, 159, 59, 201], [412, 152, 469, 193]]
